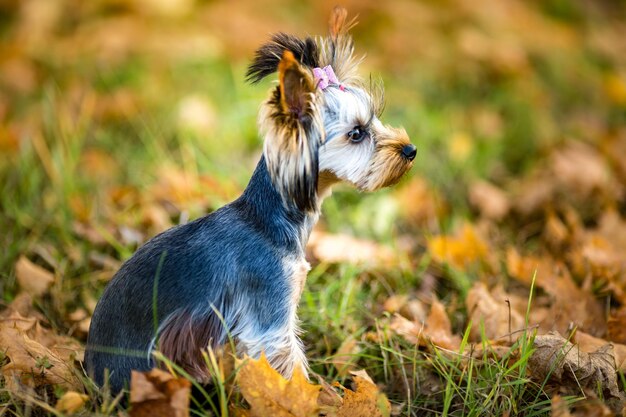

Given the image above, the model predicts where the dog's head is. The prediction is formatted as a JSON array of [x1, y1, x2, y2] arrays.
[[247, 7, 416, 212]]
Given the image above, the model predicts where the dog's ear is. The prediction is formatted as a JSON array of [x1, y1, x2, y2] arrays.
[[278, 50, 316, 120], [246, 33, 319, 84], [261, 51, 322, 212]]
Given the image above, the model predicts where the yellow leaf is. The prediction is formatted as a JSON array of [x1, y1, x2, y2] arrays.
[[447, 132, 473, 162], [604, 73, 626, 105], [55, 391, 89, 414], [428, 223, 488, 269], [236, 354, 320, 417]]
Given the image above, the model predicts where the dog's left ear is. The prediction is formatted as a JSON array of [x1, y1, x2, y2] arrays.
[[278, 50, 316, 120], [262, 51, 322, 212]]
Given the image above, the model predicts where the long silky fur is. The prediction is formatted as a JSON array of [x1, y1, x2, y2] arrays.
[[259, 85, 324, 212], [317, 7, 362, 85], [246, 33, 320, 84]]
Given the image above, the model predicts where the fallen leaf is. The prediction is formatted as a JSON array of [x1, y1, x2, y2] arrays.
[[335, 371, 390, 417], [236, 354, 319, 417], [551, 142, 615, 198], [317, 377, 343, 414], [331, 336, 360, 377], [15, 256, 55, 297], [604, 73, 626, 105], [552, 394, 614, 417], [395, 176, 446, 227], [307, 231, 395, 266], [428, 223, 489, 269], [468, 180, 510, 221], [55, 391, 89, 414], [130, 368, 191, 417], [447, 131, 473, 162], [506, 249, 606, 336], [0, 326, 82, 392], [528, 333, 626, 405], [607, 306, 626, 344], [391, 299, 461, 351], [466, 283, 525, 342], [573, 331, 626, 373], [551, 395, 573, 417]]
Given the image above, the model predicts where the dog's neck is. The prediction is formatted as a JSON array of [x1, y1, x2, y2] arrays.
[[234, 156, 330, 254]]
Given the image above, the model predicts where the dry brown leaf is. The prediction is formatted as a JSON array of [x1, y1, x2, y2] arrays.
[[307, 230, 395, 266], [391, 299, 461, 351], [15, 256, 55, 297], [506, 249, 606, 336], [551, 393, 614, 417], [335, 371, 390, 417], [551, 142, 615, 198], [466, 283, 525, 342], [55, 391, 89, 414], [395, 176, 446, 227], [236, 354, 319, 417], [573, 331, 626, 373], [528, 333, 626, 405], [130, 368, 191, 417], [608, 306, 626, 345], [0, 293, 43, 321], [544, 211, 570, 248], [468, 180, 510, 221], [551, 395, 573, 417], [0, 325, 82, 392], [317, 378, 343, 414]]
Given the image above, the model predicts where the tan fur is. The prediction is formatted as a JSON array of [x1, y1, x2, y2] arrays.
[[317, 7, 362, 85]]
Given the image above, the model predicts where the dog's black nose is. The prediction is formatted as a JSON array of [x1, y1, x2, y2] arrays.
[[402, 144, 417, 161]]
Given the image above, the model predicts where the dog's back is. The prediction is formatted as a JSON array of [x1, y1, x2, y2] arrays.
[[85, 162, 297, 392]]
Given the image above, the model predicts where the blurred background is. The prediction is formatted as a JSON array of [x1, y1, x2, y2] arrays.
[[1, 0, 626, 348]]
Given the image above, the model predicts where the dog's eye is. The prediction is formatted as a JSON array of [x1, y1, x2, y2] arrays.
[[347, 127, 367, 143]]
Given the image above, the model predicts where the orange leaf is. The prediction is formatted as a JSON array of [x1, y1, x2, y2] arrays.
[[336, 371, 390, 417], [428, 224, 489, 269]]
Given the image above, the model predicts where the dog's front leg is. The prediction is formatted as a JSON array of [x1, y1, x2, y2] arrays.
[[236, 297, 308, 379]]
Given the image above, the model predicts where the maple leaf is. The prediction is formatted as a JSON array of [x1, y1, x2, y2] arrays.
[[235, 354, 320, 417]]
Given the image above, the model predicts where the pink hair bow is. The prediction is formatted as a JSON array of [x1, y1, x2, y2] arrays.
[[313, 65, 344, 90]]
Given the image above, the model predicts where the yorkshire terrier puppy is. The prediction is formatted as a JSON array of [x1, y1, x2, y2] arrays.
[[85, 7, 416, 393]]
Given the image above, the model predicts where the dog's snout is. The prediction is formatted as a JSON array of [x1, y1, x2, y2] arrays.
[[401, 144, 417, 161]]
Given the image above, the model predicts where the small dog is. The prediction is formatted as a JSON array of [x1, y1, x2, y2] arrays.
[[85, 7, 415, 393]]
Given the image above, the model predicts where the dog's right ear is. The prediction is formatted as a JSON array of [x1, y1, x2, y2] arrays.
[[261, 51, 323, 212]]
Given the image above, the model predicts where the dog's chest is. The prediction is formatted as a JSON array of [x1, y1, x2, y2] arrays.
[[283, 256, 311, 304]]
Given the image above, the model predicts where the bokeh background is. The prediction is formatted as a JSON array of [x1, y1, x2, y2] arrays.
[[1, 0, 626, 414]]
